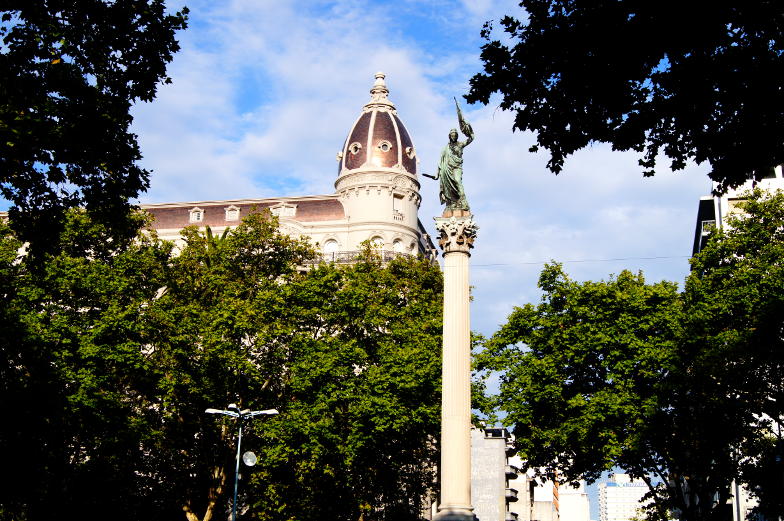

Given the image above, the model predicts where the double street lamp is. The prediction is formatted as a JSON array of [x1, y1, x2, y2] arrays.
[[205, 403, 279, 521]]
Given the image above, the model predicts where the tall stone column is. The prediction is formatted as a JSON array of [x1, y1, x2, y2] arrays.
[[434, 213, 479, 521]]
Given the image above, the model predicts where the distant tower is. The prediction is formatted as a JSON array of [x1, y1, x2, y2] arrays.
[[599, 474, 649, 521], [335, 72, 423, 254]]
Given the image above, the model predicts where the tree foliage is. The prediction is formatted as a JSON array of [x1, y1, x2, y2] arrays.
[[249, 250, 443, 521], [685, 189, 784, 519], [477, 265, 687, 520], [0, 1, 188, 254], [466, 1, 784, 191], [0, 210, 443, 521], [0, 209, 174, 519], [478, 191, 784, 521]]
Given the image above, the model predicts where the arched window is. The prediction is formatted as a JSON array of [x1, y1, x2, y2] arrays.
[[370, 236, 384, 249], [323, 239, 339, 254]]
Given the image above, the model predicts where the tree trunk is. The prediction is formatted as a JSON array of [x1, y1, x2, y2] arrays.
[[182, 423, 229, 521]]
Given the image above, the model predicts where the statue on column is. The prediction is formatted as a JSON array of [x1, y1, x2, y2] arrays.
[[424, 98, 474, 213]]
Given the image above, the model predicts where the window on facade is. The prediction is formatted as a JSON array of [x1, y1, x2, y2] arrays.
[[393, 194, 404, 221], [323, 239, 339, 254], [393, 239, 405, 253], [225, 205, 240, 221], [370, 236, 384, 249], [189, 207, 204, 223], [271, 204, 297, 217]]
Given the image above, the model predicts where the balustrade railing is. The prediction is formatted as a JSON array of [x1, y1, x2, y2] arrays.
[[309, 250, 416, 265]]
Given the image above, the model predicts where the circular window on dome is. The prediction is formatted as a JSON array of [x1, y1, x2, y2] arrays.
[[348, 142, 362, 155], [377, 140, 392, 152]]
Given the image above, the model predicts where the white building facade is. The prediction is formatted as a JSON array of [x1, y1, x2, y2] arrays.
[[559, 480, 590, 521]]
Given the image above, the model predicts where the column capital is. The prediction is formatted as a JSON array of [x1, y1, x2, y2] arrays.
[[435, 215, 478, 255]]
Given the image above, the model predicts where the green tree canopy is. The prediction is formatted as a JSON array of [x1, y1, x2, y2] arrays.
[[478, 265, 687, 520], [466, 1, 784, 191], [0, 209, 174, 519], [0, 1, 188, 255], [248, 250, 443, 521], [0, 210, 443, 521], [479, 191, 784, 521]]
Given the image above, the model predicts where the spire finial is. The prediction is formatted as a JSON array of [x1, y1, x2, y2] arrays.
[[367, 71, 394, 108]]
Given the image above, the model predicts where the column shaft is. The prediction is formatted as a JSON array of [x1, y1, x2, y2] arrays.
[[440, 249, 472, 511], [434, 214, 478, 521]]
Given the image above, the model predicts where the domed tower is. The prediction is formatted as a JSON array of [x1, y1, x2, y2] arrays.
[[335, 72, 423, 255]]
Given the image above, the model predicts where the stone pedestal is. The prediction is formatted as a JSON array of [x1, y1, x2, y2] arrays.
[[434, 214, 478, 521]]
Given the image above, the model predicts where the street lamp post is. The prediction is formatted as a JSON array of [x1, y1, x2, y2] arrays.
[[205, 403, 278, 521]]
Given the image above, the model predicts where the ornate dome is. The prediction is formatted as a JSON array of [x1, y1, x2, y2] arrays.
[[337, 72, 417, 176]]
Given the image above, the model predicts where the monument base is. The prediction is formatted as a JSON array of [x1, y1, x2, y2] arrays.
[[442, 209, 471, 218], [434, 507, 477, 521]]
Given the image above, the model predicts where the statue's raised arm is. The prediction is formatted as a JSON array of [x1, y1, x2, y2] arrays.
[[455, 97, 474, 146], [425, 99, 475, 213]]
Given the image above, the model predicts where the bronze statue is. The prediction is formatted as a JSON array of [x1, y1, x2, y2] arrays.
[[424, 98, 474, 212]]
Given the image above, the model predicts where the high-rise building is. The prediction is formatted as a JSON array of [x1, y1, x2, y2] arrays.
[[599, 474, 649, 521], [692, 164, 784, 255]]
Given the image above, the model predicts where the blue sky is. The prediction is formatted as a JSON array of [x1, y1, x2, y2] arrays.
[[130, 1, 710, 515]]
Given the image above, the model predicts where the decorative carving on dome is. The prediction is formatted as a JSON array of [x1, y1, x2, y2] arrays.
[[405, 146, 416, 159], [392, 175, 413, 190], [336, 172, 416, 192]]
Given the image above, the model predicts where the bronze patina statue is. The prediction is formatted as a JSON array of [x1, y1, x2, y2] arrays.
[[424, 98, 474, 212]]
